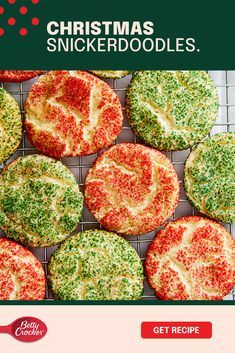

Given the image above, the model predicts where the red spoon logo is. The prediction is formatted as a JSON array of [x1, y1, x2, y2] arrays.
[[0, 317, 47, 342]]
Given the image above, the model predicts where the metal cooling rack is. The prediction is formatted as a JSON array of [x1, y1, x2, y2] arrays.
[[0, 71, 234, 301]]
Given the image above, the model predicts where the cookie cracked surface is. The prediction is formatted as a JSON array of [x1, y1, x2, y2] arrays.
[[25, 70, 123, 158], [0, 155, 83, 247], [0, 88, 22, 165], [126, 71, 219, 150], [184, 132, 235, 223], [145, 216, 235, 300], [0, 238, 46, 300], [85, 143, 179, 235], [48, 229, 144, 300]]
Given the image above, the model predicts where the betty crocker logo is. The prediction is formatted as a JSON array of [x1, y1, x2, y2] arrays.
[[0, 0, 40, 37], [0, 317, 47, 342]]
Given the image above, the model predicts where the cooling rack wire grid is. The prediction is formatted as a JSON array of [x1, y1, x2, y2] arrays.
[[0, 71, 234, 300]]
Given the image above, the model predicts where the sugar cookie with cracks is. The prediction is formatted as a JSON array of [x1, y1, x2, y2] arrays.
[[0, 88, 22, 165], [85, 143, 180, 235], [89, 70, 131, 79], [48, 229, 144, 300], [0, 70, 42, 82], [0, 238, 46, 300], [184, 132, 235, 223], [25, 70, 123, 159], [0, 155, 84, 247], [145, 216, 235, 300], [126, 71, 219, 150]]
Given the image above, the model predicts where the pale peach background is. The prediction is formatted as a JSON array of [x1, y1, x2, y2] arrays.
[[0, 305, 234, 353]]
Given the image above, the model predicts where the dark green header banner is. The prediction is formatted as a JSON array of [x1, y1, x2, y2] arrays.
[[0, 1, 234, 70]]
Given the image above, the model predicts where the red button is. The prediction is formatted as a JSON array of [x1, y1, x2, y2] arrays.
[[141, 322, 212, 339]]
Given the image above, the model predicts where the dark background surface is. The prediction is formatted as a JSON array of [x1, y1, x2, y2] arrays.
[[0, 1, 234, 69]]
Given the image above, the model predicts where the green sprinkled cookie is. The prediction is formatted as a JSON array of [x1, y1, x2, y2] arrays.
[[0, 88, 22, 164], [89, 70, 130, 79], [184, 132, 235, 223], [48, 229, 144, 300], [0, 155, 84, 247], [126, 71, 219, 150]]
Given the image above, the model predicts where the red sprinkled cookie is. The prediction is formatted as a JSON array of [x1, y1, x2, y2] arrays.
[[0, 70, 42, 82], [145, 216, 235, 300], [0, 238, 46, 300], [85, 143, 179, 235], [24, 71, 123, 158]]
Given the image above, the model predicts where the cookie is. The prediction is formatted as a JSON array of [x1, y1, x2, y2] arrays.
[[48, 229, 144, 300], [0, 155, 83, 247], [145, 216, 235, 300], [0, 238, 46, 300], [126, 71, 219, 150], [25, 71, 123, 158], [184, 132, 235, 223], [0, 71, 42, 82], [89, 70, 130, 79], [85, 143, 179, 235], [0, 88, 22, 165]]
